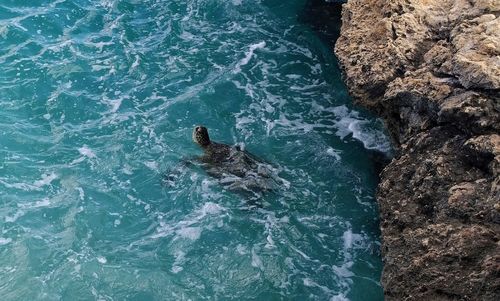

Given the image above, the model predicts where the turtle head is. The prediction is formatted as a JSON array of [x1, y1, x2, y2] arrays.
[[192, 126, 211, 147]]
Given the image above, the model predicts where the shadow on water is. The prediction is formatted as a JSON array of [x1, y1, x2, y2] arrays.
[[299, 0, 346, 44], [368, 150, 392, 180]]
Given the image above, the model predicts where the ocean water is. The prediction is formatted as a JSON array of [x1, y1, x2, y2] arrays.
[[0, 0, 390, 300]]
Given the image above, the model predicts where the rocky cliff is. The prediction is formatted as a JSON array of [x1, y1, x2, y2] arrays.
[[334, 0, 500, 300]]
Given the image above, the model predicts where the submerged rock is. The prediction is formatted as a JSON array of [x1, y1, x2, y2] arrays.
[[335, 0, 500, 300]]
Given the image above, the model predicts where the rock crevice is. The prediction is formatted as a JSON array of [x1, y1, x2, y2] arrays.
[[335, 0, 500, 300]]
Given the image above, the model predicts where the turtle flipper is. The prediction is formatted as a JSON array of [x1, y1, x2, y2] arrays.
[[161, 156, 198, 187]]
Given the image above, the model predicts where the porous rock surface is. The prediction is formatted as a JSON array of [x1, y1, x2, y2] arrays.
[[335, 0, 500, 300]]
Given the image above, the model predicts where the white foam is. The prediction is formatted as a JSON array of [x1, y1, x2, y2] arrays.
[[152, 200, 226, 240], [77, 187, 85, 200], [33, 198, 51, 208], [332, 106, 392, 153], [302, 277, 334, 294], [251, 248, 263, 269], [78, 146, 97, 159], [198, 202, 224, 216], [34, 173, 57, 188], [330, 294, 349, 301], [265, 234, 275, 249], [303, 277, 315, 287], [171, 266, 183, 274], [70, 157, 86, 165], [326, 148, 341, 160], [176, 227, 202, 241], [129, 55, 141, 73], [0, 180, 37, 191], [293, 247, 311, 261], [5, 211, 25, 223], [91, 64, 111, 71], [343, 230, 353, 250], [144, 161, 158, 172], [171, 250, 185, 274], [0, 25, 8, 38], [122, 165, 133, 175], [97, 256, 107, 264], [342, 229, 365, 252], [236, 244, 247, 255], [235, 115, 255, 130], [109, 97, 123, 113], [234, 41, 266, 73], [348, 120, 391, 153], [332, 262, 355, 278], [332, 106, 360, 139], [0, 237, 12, 245]]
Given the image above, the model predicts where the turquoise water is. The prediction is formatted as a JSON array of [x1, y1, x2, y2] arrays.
[[0, 0, 390, 300]]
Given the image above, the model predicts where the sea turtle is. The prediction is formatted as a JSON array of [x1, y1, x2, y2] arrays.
[[164, 126, 281, 199], [191, 125, 278, 195]]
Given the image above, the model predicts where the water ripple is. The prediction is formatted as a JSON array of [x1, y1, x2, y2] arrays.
[[0, 0, 387, 300]]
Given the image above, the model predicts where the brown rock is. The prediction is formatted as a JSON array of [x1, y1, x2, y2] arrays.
[[335, 0, 500, 299], [451, 15, 500, 89]]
